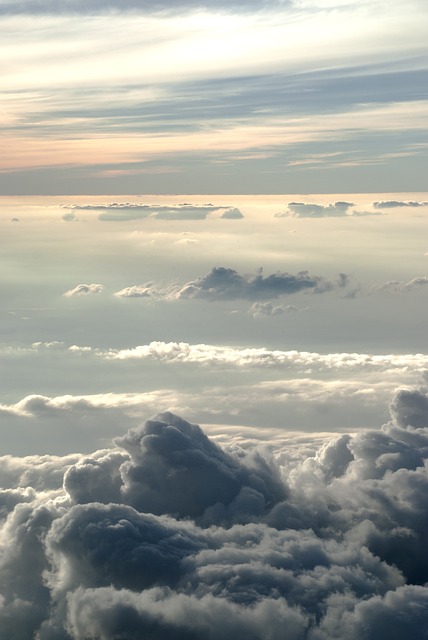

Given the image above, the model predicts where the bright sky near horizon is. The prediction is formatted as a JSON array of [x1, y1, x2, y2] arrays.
[[2, 2, 428, 639]]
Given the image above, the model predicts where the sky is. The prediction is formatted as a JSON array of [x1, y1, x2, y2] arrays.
[[1, 1, 428, 639], [1, 0, 427, 193]]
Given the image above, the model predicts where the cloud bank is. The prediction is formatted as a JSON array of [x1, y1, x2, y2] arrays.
[[1, 386, 428, 637], [62, 203, 243, 221], [373, 200, 428, 209]]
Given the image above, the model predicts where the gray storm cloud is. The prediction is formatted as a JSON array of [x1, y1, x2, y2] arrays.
[[1, 388, 428, 638]]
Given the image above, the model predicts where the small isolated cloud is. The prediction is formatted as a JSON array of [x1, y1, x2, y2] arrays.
[[373, 200, 428, 209], [10, 218, 19, 222], [373, 276, 428, 294], [220, 207, 244, 219], [62, 212, 77, 222], [63, 284, 103, 297], [62, 203, 240, 221], [249, 302, 303, 318], [276, 201, 354, 218], [175, 267, 349, 301]]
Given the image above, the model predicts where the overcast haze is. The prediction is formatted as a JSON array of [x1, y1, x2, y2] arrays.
[[1, 0, 428, 638]]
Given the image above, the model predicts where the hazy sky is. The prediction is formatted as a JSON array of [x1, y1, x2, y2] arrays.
[[2, 1, 428, 639], [1, 0, 427, 193]]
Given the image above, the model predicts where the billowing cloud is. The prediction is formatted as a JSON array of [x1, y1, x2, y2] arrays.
[[114, 284, 153, 298], [174, 267, 349, 301], [112, 268, 349, 302], [1, 387, 428, 637], [62, 203, 240, 221], [63, 283, 103, 297], [276, 201, 354, 218]]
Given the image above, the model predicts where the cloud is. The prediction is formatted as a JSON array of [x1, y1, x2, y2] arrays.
[[0, 0, 281, 15], [174, 267, 349, 301], [220, 207, 244, 219], [275, 201, 354, 218], [2, 385, 428, 637], [373, 277, 428, 294], [373, 200, 428, 209], [63, 284, 104, 297], [62, 203, 240, 221], [248, 302, 289, 317], [61, 212, 77, 221], [114, 284, 153, 298]]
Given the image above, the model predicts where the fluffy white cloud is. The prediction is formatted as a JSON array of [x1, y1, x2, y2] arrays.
[[63, 284, 103, 297]]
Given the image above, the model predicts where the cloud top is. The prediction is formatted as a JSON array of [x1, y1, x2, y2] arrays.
[[62, 203, 243, 221], [2, 386, 428, 636], [175, 267, 349, 301], [63, 284, 104, 297]]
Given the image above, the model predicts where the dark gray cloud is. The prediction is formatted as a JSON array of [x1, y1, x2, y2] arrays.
[[62, 203, 241, 221], [176, 267, 349, 301], [1, 388, 428, 638], [373, 200, 428, 209]]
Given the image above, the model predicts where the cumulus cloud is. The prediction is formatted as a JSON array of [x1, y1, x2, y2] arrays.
[[174, 267, 349, 301], [373, 276, 428, 294], [2, 387, 428, 637], [62, 203, 241, 221], [63, 283, 103, 297], [373, 200, 428, 209], [275, 201, 354, 218], [220, 207, 244, 219], [0, 389, 428, 640], [113, 284, 153, 298]]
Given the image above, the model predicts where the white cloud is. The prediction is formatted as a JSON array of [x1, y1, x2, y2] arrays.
[[63, 284, 103, 297]]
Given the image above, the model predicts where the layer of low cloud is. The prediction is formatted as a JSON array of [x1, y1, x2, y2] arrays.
[[373, 200, 428, 209], [30, 339, 428, 374], [1, 385, 428, 637], [62, 203, 243, 221], [0, 0, 281, 15]]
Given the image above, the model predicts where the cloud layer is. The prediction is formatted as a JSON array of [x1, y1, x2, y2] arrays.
[[63, 203, 243, 221], [1, 386, 428, 637]]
